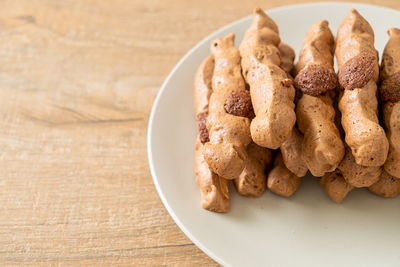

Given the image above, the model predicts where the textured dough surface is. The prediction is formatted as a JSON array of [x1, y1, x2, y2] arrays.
[[194, 56, 230, 212], [295, 20, 344, 177], [204, 33, 251, 180], [239, 8, 295, 149], [336, 9, 388, 166]]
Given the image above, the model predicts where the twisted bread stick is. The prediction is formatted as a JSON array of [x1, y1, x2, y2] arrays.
[[277, 41, 308, 177], [295, 20, 344, 177], [380, 28, 400, 178], [234, 42, 295, 197], [336, 9, 388, 166], [194, 56, 229, 212], [239, 8, 296, 149], [203, 34, 252, 180], [369, 170, 400, 198]]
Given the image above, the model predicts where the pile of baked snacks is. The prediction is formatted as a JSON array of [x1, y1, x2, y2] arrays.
[[194, 7, 400, 212]]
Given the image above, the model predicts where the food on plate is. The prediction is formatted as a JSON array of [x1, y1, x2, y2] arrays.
[[277, 40, 309, 178], [192, 7, 400, 211], [239, 8, 296, 149], [194, 55, 230, 212], [336, 9, 388, 167], [368, 28, 400, 198], [380, 28, 400, 179], [295, 20, 345, 177], [203, 33, 252, 180]]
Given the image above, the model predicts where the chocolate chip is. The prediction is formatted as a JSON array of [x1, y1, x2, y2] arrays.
[[294, 64, 337, 96], [196, 111, 209, 143], [224, 90, 254, 119], [338, 53, 375, 90], [380, 72, 400, 102]]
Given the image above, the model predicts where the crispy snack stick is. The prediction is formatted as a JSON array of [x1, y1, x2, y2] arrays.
[[235, 40, 295, 197], [267, 152, 301, 197], [194, 56, 229, 212], [380, 28, 400, 178], [239, 8, 296, 149], [295, 20, 344, 177], [338, 147, 381, 188], [336, 9, 388, 166], [320, 169, 354, 203], [277, 41, 308, 177], [203, 34, 252, 180]]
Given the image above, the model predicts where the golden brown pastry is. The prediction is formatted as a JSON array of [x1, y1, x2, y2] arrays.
[[234, 142, 273, 197], [369, 170, 400, 198], [320, 169, 354, 203], [233, 39, 294, 198], [239, 8, 296, 149], [380, 28, 400, 179], [267, 152, 301, 197], [194, 56, 229, 213], [338, 148, 382, 188], [203, 33, 252, 180], [336, 9, 388, 167], [295, 20, 345, 177]]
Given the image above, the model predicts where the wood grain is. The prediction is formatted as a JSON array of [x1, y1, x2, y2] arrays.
[[0, 0, 398, 266]]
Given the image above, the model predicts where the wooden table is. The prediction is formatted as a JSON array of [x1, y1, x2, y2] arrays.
[[0, 0, 398, 266]]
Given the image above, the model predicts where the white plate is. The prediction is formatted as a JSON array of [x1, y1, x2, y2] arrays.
[[148, 3, 400, 267]]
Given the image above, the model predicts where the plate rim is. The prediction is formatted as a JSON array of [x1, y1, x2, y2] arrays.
[[147, 2, 400, 266]]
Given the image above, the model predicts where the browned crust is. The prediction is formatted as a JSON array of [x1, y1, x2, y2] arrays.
[[379, 72, 400, 102], [294, 64, 337, 96], [224, 90, 254, 119], [338, 53, 375, 90]]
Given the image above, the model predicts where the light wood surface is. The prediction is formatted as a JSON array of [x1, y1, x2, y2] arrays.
[[0, 0, 398, 266]]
